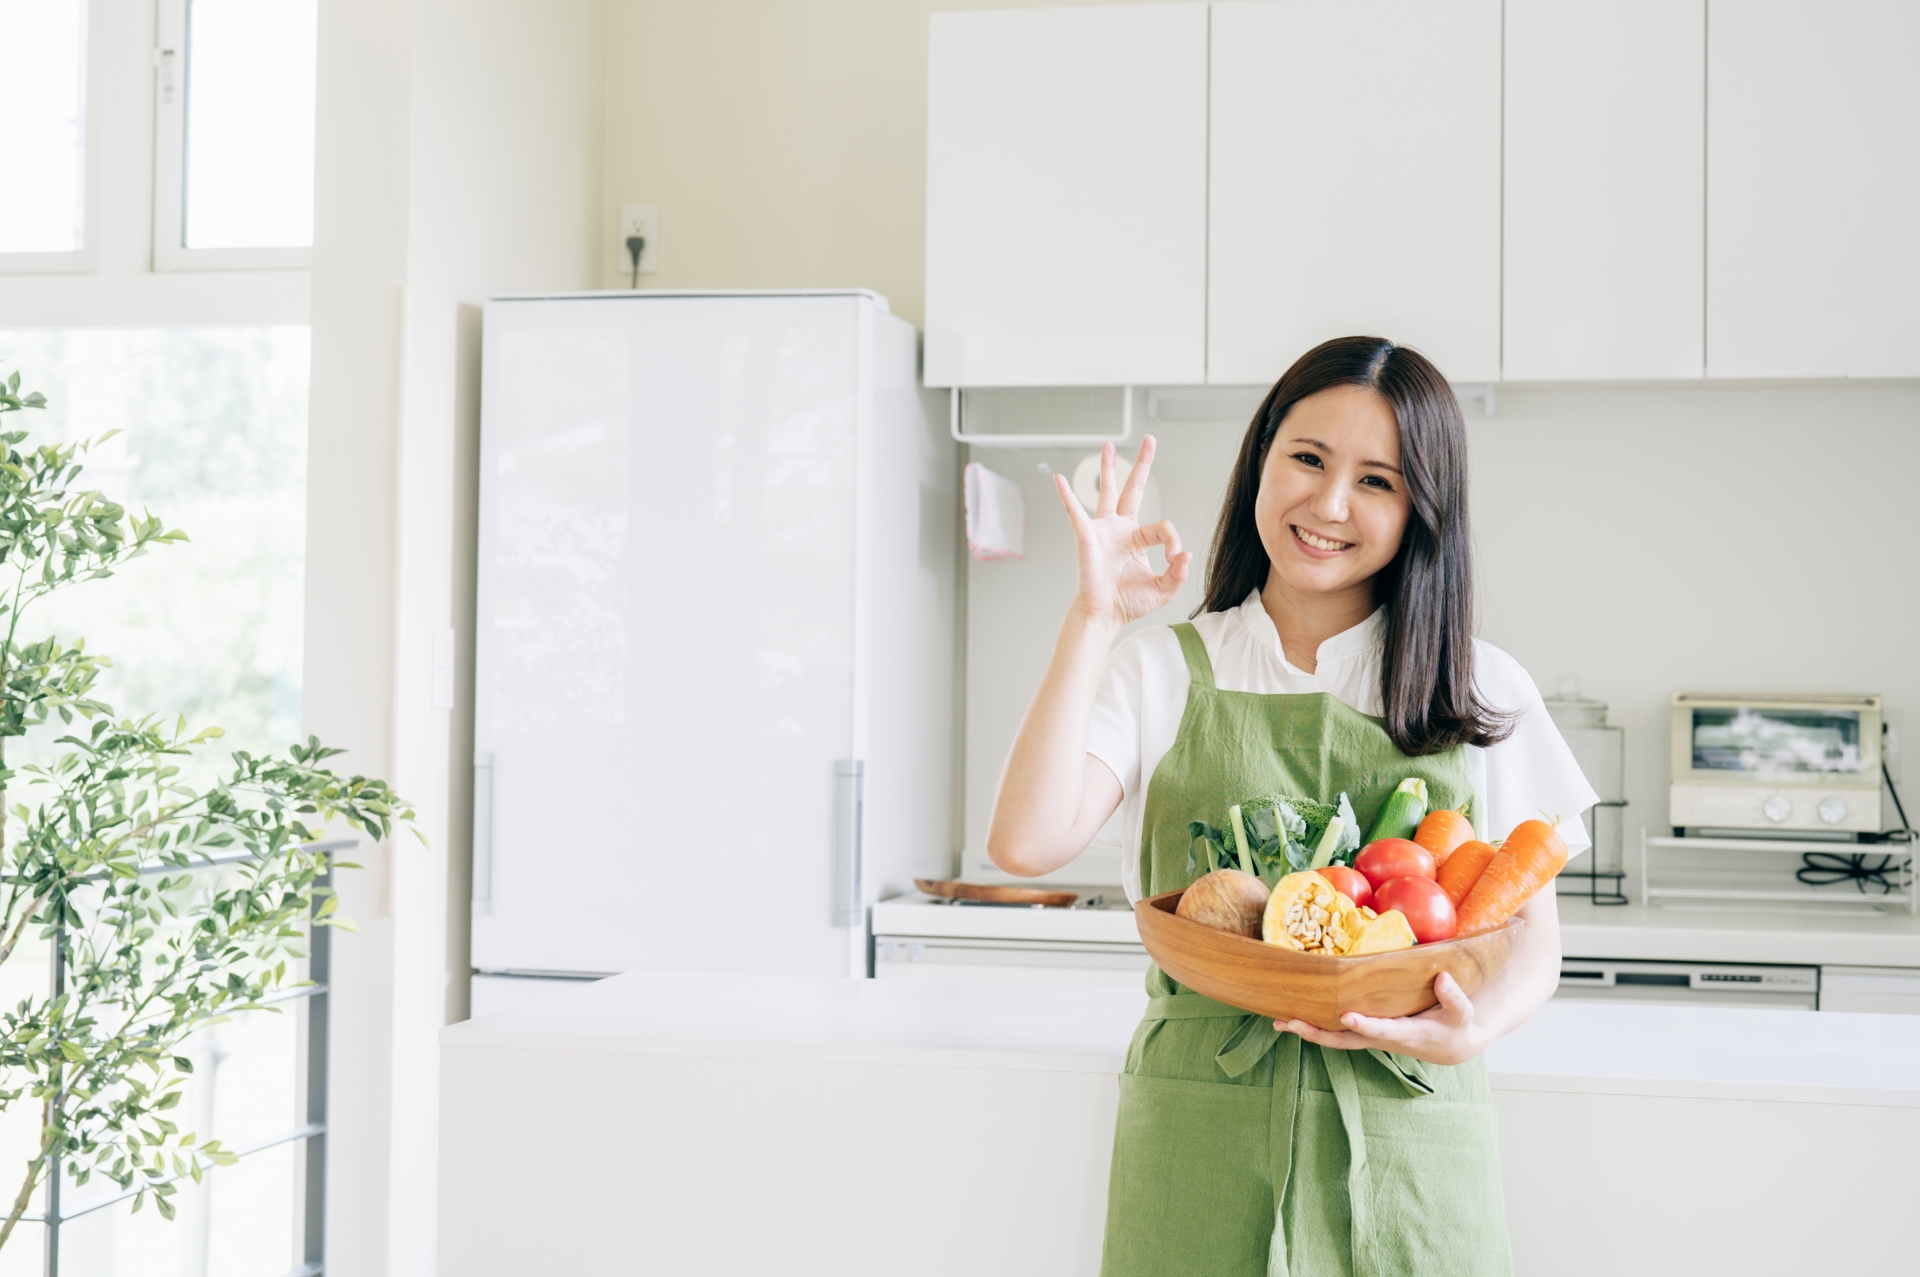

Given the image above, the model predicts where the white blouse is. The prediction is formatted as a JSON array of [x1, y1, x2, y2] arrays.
[[1086, 591, 1599, 903]]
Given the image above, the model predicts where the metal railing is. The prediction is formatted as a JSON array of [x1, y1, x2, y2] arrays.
[[24, 838, 350, 1277]]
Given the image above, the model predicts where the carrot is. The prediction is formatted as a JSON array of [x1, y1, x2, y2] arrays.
[[1455, 819, 1569, 936], [1414, 806, 1476, 867], [1435, 838, 1497, 906]]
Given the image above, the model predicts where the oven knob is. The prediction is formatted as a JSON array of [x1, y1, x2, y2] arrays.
[[1818, 796, 1848, 825], [1762, 795, 1792, 823]]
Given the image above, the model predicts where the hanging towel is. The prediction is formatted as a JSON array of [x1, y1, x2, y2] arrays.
[[963, 462, 1025, 561]]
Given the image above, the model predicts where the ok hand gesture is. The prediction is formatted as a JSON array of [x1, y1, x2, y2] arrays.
[[1055, 437, 1193, 628]]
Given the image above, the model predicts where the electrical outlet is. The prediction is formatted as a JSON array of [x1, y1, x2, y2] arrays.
[[617, 204, 659, 281]]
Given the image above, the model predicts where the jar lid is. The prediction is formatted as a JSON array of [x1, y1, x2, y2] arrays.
[[1543, 693, 1610, 730]]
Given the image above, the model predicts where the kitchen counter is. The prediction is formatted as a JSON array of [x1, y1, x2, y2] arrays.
[[877, 888, 1920, 969], [439, 972, 1919, 1276], [1557, 892, 1920, 966]]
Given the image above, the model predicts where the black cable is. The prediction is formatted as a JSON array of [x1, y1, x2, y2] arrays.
[[1796, 755, 1914, 893], [626, 235, 646, 289]]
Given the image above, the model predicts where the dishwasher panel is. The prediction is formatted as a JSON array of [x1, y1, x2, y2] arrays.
[[1556, 959, 1818, 1010]]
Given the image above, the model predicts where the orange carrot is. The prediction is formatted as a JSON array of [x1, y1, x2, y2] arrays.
[[1415, 806, 1476, 867], [1455, 819, 1569, 935], [1436, 839, 1497, 906]]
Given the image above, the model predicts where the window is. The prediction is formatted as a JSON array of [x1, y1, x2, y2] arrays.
[[155, 0, 318, 264], [0, 0, 91, 265], [0, 329, 319, 1277]]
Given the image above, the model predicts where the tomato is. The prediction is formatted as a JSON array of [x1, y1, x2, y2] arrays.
[[1354, 838, 1437, 891], [1315, 865, 1372, 910], [1373, 875, 1457, 943]]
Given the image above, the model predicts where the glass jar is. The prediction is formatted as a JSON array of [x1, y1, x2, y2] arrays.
[[1543, 682, 1626, 904]]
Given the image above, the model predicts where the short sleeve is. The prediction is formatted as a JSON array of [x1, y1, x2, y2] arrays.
[[1086, 633, 1151, 799], [1470, 642, 1601, 855]]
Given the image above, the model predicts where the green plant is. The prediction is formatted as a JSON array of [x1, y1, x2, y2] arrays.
[[0, 372, 412, 1248]]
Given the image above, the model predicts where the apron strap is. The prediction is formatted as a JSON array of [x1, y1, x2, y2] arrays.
[[1170, 621, 1216, 690]]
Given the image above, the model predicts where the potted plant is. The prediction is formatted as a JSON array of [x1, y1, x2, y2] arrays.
[[0, 372, 411, 1248]]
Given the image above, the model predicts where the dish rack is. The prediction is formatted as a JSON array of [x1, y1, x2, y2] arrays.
[[1639, 829, 1918, 915]]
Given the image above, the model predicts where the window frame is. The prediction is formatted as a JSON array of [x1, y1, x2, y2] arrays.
[[0, 0, 105, 275], [152, 0, 314, 272]]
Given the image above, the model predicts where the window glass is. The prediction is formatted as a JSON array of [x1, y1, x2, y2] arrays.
[[0, 0, 88, 253], [184, 0, 317, 249], [0, 330, 310, 1277], [0, 330, 308, 785]]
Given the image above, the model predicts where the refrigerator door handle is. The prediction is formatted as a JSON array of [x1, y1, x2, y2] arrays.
[[473, 753, 495, 914], [833, 760, 864, 927]]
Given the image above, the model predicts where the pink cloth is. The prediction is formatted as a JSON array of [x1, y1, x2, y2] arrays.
[[963, 462, 1025, 561]]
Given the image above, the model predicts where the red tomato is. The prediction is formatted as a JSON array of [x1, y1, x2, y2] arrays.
[[1373, 876, 1457, 943], [1354, 838, 1437, 891], [1314, 865, 1373, 910]]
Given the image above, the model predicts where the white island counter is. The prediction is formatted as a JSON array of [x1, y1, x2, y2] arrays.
[[438, 973, 1920, 1276]]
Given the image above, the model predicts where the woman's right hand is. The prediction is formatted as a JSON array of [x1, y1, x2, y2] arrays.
[[1055, 436, 1193, 627]]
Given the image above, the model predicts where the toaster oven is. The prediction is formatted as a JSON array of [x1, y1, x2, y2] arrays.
[[1669, 693, 1882, 836]]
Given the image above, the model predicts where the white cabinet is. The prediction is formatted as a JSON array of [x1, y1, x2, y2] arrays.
[[1706, 0, 1920, 378], [923, 4, 1207, 388], [1207, 0, 1500, 386], [1503, 1, 1704, 381], [1821, 967, 1920, 1015]]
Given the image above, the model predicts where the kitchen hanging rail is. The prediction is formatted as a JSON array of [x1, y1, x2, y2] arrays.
[[949, 386, 1134, 449]]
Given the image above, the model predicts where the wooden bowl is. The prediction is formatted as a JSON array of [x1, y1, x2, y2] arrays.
[[1134, 889, 1525, 1031]]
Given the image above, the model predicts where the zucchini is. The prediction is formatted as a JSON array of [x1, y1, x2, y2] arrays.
[[1365, 777, 1429, 844]]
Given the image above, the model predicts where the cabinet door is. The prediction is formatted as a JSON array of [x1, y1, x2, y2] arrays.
[[1504, 1, 1704, 380], [924, 4, 1207, 387], [1208, 0, 1501, 386], [1707, 0, 1920, 377]]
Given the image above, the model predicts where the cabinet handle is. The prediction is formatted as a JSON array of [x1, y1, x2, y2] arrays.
[[833, 760, 864, 927], [473, 753, 494, 914]]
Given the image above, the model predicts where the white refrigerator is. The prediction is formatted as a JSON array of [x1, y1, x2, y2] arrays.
[[470, 291, 956, 1011]]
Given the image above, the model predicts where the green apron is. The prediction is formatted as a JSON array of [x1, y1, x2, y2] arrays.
[[1100, 622, 1512, 1277]]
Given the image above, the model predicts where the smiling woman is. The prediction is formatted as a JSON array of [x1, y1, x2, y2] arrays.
[[985, 335, 1598, 1277], [1205, 338, 1512, 755]]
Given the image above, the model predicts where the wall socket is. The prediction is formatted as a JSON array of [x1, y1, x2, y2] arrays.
[[617, 204, 659, 279]]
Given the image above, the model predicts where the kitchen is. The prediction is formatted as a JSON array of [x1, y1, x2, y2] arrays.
[[419, 3, 1920, 1275], [0, 0, 1891, 1273]]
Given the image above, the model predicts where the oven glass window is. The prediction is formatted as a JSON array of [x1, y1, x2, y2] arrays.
[[1690, 708, 1862, 774]]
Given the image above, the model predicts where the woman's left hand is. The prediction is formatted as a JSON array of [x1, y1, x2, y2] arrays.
[[1276, 972, 1490, 1066]]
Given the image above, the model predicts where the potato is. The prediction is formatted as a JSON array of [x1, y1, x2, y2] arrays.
[[1175, 869, 1271, 938]]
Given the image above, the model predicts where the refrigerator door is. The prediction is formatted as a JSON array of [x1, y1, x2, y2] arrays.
[[474, 294, 865, 977]]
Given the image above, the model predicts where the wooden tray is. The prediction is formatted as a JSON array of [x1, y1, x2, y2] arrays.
[[914, 878, 1080, 908], [1135, 888, 1524, 1031]]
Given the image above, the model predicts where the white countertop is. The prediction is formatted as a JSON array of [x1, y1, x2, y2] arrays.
[[874, 889, 1920, 968], [1486, 1000, 1920, 1107], [444, 970, 1920, 1106], [442, 970, 1146, 1073], [1557, 895, 1920, 967]]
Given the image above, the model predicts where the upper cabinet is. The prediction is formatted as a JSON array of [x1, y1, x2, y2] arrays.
[[1503, 1, 1704, 381], [1208, 0, 1501, 386], [1706, 0, 1920, 378], [925, 2, 1919, 388], [923, 4, 1208, 388]]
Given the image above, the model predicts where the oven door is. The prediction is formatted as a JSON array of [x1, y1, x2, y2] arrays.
[[1556, 959, 1819, 1010]]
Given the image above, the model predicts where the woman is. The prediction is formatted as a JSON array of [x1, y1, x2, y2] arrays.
[[987, 337, 1597, 1277]]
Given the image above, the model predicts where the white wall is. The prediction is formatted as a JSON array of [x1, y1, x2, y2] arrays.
[[959, 384, 1920, 887], [308, 2, 604, 1272], [1471, 383, 1920, 846]]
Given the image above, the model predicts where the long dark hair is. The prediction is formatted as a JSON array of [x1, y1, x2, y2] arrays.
[[1198, 336, 1511, 756]]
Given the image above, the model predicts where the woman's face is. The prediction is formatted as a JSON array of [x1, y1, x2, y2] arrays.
[[1254, 385, 1411, 602]]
